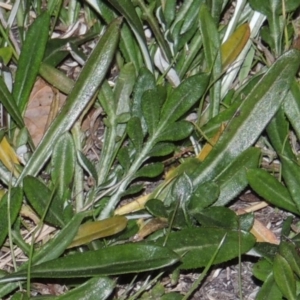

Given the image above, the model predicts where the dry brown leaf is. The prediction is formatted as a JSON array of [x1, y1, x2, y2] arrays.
[[24, 77, 66, 146], [237, 206, 279, 245]]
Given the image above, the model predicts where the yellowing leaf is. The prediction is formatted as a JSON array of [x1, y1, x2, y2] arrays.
[[221, 23, 250, 69], [115, 194, 150, 215], [197, 124, 225, 162], [0, 47, 13, 65], [0, 136, 20, 177], [68, 216, 127, 248], [134, 218, 168, 241]]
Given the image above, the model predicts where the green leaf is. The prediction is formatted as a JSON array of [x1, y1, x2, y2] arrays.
[[120, 23, 143, 74], [170, 173, 193, 204], [77, 151, 98, 182], [157, 227, 255, 269], [188, 181, 219, 214], [146, 199, 168, 218], [0, 244, 179, 282], [160, 74, 210, 124], [156, 121, 193, 142], [132, 68, 156, 132], [284, 80, 300, 140], [39, 63, 74, 95], [0, 77, 24, 128], [199, 3, 221, 117], [0, 188, 22, 248], [13, 12, 50, 114], [141, 89, 164, 136], [279, 241, 300, 278], [273, 253, 296, 300], [117, 147, 131, 172], [148, 143, 175, 157], [135, 162, 164, 179], [0, 47, 12, 65], [0, 213, 85, 298], [253, 259, 273, 281], [247, 168, 299, 214], [201, 74, 263, 139], [56, 277, 115, 300], [162, 0, 176, 27], [195, 207, 238, 229], [107, 0, 153, 70], [127, 117, 144, 153], [51, 132, 75, 203], [43, 30, 98, 67], [214, 147, 260, 206], [23, 176, 65, 227], [16, 18, 122, 184], [256, 273, 283, 300], [191, 49, 300, 187]]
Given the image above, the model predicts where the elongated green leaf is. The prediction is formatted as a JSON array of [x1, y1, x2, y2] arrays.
[[160, 74, 210, 124], [127, 117, 144, 153], [199, 4, 221, 117], [132, 68, 156, 120], [284, 80, 300, 140], [57, 277, 115, 300], [39, 63, 74, 95], [273, 253, 296, 299], [188, 181, 219, 214], [43, 30, 98, 67], [107, 0, 153, 70], [191, 49, 300, 187], [201, 74, 263, 138], [247, 169, 299, 214], [13, 12, 50, 114], [0, 77, 24, 128], [148, 143, 175, 157], [195, 207, 238, 229], [0, 213, 86, 298], [120, 24, 143, 74], [199, 4, 219, 70], [256, 273, 283, 300], [162, 0, 176, 27], [23, 176, 65, 227], [157, 227, 255, 269], [141, 89, 164, 136], [0, 244, 179, 282], [0, 187, 22, 248], [214, 147, 260, 206], [51, 132, 75, 203], [16, 18, 122, 184], [77, 151, 98, 182], [279, 241, 300, 278]]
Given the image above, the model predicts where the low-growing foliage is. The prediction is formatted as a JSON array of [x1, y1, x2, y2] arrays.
[[0, 0, 299, 299]]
